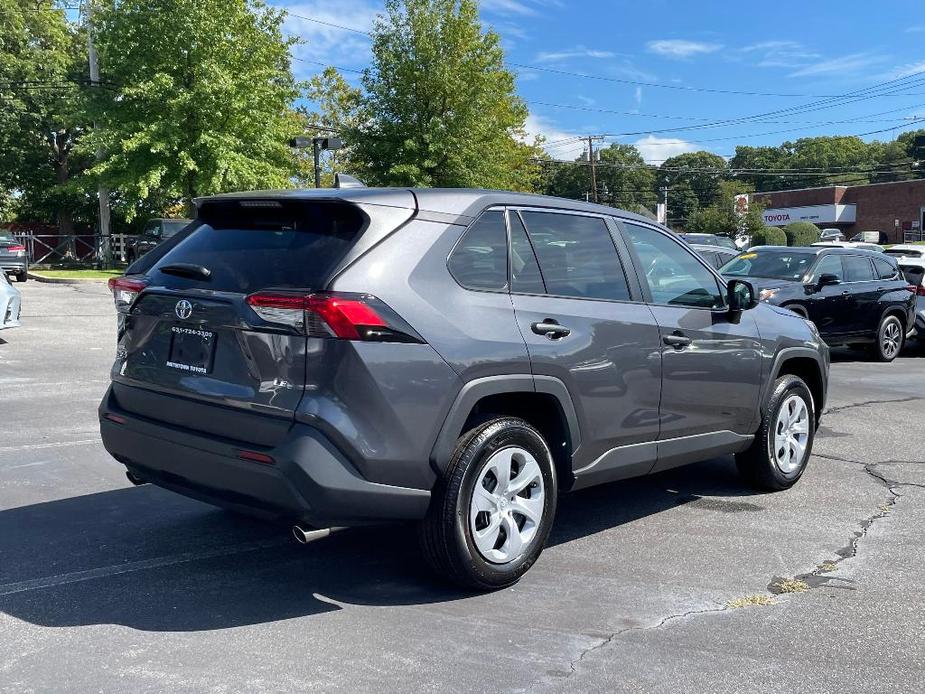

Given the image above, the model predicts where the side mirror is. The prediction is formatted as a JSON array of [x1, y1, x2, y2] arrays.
[[817, 273, 840, 288], [727, 279, 758, 314]]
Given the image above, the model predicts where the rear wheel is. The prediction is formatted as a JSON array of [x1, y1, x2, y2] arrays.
[[15, 271, 26, 282], [419, 417, 557, 590], [736, 375, 815, 491], [872, 314, 904, 362]]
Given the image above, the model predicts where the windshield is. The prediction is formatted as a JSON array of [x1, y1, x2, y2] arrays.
[[720, 250, 816, 281]]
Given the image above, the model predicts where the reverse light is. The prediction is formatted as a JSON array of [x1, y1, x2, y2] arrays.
[[108, 276, 148, 313], [758, 288, 780, 302], [245, 292, 420, 343]]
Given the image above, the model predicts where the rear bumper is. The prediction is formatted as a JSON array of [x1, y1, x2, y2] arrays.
[[98, 386, 431, 527], [1, 260, 27, 274]]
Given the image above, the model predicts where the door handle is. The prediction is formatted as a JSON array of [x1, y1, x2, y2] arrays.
[[662, 332, 692, 349], [531, 320, 570, 339]]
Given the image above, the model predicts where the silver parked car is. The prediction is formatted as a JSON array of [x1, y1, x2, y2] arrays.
[[0, 271, 22, 330], [0, 232, 28, 282]]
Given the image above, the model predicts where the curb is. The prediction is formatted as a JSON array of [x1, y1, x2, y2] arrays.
[[27, 273, 113, 284]]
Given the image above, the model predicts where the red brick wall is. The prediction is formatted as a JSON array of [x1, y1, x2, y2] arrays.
[[754, 181, 925, 243], [754, 186, 844, 209], [843, 181, 925, 244]]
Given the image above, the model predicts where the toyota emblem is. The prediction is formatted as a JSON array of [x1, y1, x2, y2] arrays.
[[175, 300, 193, 320]]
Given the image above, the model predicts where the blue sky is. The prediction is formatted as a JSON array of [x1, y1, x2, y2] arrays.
[[273, 0, 925, 162]]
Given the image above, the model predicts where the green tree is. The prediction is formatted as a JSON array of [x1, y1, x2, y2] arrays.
[[348, 0, 541, 190], [0, 1, 93, 231], [751, 226, 786, 246], [664, 179, 700, 229], [784, 221, 819, 247], [86, 0, 301, 215], [294, 67, 363, 187], [597, 144, 656, 212], [660, 151, 727, 217]]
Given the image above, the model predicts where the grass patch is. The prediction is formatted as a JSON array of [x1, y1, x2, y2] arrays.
[[727, 595, 776, 609], [772, 578, 810, 594], [31, 269, 123, 280], [817, 561, 838, 574]]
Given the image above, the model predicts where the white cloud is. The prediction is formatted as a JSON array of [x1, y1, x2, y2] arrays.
[[905, 25, 925, 33], [479, 0, 539, 16], [634, 86, 643, 108], [632, 135, 698, 163], [535, 46, 616, 63], [523, 114, 585, 159], [789, 52, 888, 78], [740, 40, 821, 69], [279, 0, 378, 77], [887, 59, 925, 80], [646, 39, 722, 59]]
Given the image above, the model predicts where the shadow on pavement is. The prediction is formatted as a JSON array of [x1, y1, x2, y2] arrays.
[[0, 457, 757, 632]]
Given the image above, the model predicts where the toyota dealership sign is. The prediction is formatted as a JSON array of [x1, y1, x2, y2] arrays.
[[761, 203, 856, 227]]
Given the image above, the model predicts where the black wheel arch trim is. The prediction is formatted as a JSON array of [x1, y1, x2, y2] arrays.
[[763, 346, 828, 426], [429, 374, 581, 475]]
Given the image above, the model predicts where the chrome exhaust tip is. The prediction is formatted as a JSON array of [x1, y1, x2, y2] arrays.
[[291, 525, 333, 545]]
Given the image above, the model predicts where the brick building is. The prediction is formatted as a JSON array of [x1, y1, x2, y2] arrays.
[[752, 179, 925, 243]]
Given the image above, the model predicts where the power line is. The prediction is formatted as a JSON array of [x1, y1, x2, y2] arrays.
[[283, 11, 925, 101]]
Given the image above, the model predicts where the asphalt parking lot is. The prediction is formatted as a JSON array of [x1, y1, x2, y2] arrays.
[[1, 281, 923, 693]]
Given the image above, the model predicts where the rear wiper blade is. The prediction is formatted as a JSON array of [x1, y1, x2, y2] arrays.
[[159, 263, 212, 280]]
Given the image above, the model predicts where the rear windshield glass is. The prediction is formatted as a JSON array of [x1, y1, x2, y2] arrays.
[[148, 201, 366, 292], [720, 250, 815, 281]]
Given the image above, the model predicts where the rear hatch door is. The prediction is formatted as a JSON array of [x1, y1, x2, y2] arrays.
[[111, 199, 369, 443]]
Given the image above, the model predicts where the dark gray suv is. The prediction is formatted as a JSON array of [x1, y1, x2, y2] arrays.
[[100, 188, 829, 589]]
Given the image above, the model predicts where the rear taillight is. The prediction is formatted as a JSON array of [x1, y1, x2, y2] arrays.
[[916, 285, 925, 297], [245, 292, 421, 343], [7, 244, 25, 253], [108, 276, 147, 313]]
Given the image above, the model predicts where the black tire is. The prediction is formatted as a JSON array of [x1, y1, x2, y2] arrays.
[[871, 314, 904, 362], [736, 374, 815, 492], [419, 417, 557, 590], [15, 271, 26, 282]]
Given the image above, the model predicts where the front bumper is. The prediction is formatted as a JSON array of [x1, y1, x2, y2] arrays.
[[98, 386, 431, 527]]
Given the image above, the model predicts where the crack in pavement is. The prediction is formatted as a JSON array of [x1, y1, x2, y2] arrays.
[[560, 450, 915, 680], [823, 396, 924, 415], [562, 604, 729, 678]]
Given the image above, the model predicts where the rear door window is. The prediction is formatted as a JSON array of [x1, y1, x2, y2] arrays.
[[519, 211, 630, 301], [148, 201, 365, 293], [844, 255, 875, 282], [873, 257, 898, 280], [448, 210, 509, 291]]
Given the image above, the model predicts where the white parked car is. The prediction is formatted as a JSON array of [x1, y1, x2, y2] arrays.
[[811, 240, 885, 253], [819, 228, 845, 242], [0, 271, 22, 330], [883, 244, 925, 265]]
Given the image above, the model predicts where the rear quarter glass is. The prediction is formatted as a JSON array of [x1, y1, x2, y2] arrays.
[[147, 201, 367, 293]]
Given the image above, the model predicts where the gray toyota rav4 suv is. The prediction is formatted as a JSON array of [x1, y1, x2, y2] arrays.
[[100, 188, 829, 589]]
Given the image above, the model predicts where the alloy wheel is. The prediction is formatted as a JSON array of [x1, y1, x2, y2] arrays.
[[772, 394, 810, 474], [469, 446, 545, 564], [881, 320, 902, 360]]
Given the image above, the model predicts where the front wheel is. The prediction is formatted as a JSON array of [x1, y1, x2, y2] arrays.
[[872, 314, 904, 362], [736, 375, 815, 491], [419, 417, 557, 590]]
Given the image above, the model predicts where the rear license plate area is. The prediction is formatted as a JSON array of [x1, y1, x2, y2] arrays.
[[167, 326, 216, 374]]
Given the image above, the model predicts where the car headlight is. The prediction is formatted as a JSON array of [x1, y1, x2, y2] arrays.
[[758, 288, 780, 301]]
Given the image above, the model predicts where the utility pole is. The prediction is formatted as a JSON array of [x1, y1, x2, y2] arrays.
[[312, 139, 322, 189], [657, 181, 669, 226], [86, 1, 111, 267], [587, 136, 598, 204]]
